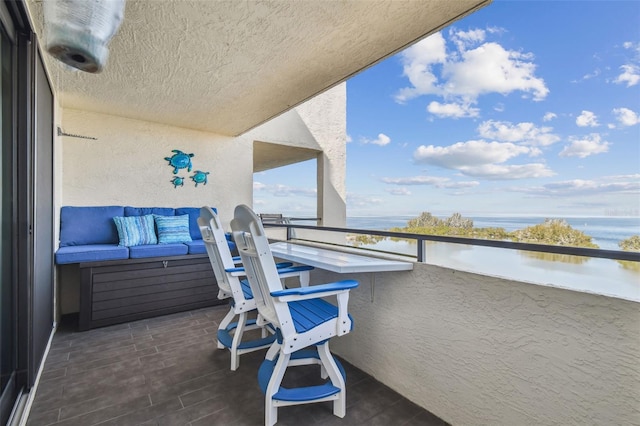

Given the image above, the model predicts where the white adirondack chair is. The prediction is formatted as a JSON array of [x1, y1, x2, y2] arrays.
[[231, 204, 358, 426], [198, 207, 312, 371]]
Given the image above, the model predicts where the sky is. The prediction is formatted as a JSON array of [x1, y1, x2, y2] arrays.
[[254, 0, 640, 219]]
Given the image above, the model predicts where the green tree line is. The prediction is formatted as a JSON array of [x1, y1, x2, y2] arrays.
[[350, 212, 640, 251]]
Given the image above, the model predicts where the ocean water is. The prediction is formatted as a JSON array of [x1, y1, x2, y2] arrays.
[[342, 215, 640, 301], [346, 215, 640, 250]]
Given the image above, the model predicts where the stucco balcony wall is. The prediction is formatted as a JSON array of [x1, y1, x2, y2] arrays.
[[308, 262, 640, 426]]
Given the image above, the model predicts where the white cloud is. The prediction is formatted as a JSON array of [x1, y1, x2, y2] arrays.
[[382, 176, 449, 186], [385, 187, 412, 196], [361, 133, 391, 146], [346, 134, 353, 143], [449, 28, 486, 51], [576, 110, 599, 127], [456, 163, 554, 180], [443, 180, 480, 189], [477, 120, 561, 146], [559, 133, 610, 158], [272, 185, 317, 197], [413, 140, 535, 168], [347, 193, 384, 208], [614, 64, 640, 87], [508, 178, 640, 197], [412, 140, 551, 180], [254, 182, 316, 197], [382, 175, 479, 189], [395, 29, 548, 105], [612, 107, 640, 126], [603, 173, 640, 180], [395, 33, 447, 103], [427, 101, 479, 118], [580, 69, 601, 81], [545, 179, 640, 194], [444, 42, 548, 101], [543, 112, 557, 122]]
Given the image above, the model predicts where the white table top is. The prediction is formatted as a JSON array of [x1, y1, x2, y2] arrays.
[[269, 242, 413, 274]]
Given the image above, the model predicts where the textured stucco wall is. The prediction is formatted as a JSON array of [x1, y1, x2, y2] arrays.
[[245, 83, 347, 228], [297, 84, 347, 228], [308, 263, 640, 426], [60, 108, 252, 228], [60, 85, 345, 228]]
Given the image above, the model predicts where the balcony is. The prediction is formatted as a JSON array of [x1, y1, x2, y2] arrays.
[[16, 1, 638, 425], [26, 225, 639, 426]]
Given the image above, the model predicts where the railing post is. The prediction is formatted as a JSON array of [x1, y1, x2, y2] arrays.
[[417, 238, 425, 262], [286, 226, 293, 241]]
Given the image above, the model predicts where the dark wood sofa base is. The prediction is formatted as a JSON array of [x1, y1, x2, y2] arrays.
[[76, 254, 223, 331]]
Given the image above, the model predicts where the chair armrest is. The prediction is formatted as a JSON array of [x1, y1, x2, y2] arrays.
[[226, 261, 296, 276], [271, 279, 358, 302], [275, 265, 314, 275], [231, 256, 242, 264]]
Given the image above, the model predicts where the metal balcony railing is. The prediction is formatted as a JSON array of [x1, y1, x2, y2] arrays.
[[262, 223, 640, 263]]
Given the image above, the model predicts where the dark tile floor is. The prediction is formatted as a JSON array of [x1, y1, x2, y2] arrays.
[[26, 306, 447, 426]]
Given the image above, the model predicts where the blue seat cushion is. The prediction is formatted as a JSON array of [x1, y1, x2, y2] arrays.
[[124, 207, 175, 217], [185, 240, 206, 254], [55, 244, 129, 264], [128, 243, 188, 259], [176, 207, 216, 241], [288, 299, 353, 333], [60, 206, 124, 246], [184, 239, 232, 255]]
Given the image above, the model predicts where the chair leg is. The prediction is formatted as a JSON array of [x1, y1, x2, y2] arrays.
[[265, 351, 290, 426], [317, 342, 346, 418], [217, 308, 235, 350], [230, 312, 247, 371], [265, 341, 280, 361], [299, 270, 310, 287]]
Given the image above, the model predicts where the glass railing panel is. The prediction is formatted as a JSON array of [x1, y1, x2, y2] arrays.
[[263, 223, 639, 302]]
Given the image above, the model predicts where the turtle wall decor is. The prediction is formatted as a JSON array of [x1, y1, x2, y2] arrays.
[[190, 170, 209, 187], [170, 176, 185, 188], [164, 149, 194, 174]]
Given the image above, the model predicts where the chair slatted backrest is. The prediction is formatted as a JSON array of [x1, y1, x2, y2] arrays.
[[198, 207, 238, 300], [231, 205, 294, 336]]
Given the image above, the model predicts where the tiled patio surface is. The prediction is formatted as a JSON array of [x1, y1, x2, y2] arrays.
[[26, 305, 448, 425]]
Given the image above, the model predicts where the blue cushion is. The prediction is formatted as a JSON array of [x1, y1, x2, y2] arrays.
[[124, 207, 175, 217], [176, 207, 216, 241], [60, 206, 124, 247], [184, 240, 206, 254], [113, 215, 158, 247], [55, 244, 129, 264], [129, 243, 188, 259], [154, 214, 192, 244]]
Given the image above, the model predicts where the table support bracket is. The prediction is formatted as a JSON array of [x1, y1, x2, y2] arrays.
[[370, 273, 375, 303]]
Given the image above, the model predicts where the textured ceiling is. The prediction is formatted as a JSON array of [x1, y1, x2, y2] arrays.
[[28, 0, 491, 136]]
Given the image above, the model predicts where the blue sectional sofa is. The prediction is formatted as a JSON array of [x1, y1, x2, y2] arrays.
[[55, 206, 236, 264], [56, 206, 233, 330]]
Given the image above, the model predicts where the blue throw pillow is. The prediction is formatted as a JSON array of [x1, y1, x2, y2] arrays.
[[154, 214, 192, 244], [113, 214, 158, 247]]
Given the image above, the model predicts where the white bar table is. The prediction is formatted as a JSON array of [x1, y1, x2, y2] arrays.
[[269, 242, 413, 300]]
